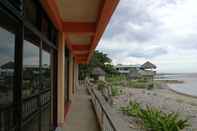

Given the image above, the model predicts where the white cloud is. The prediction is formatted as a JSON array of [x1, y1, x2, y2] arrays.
[[97, 0, 197, 73]]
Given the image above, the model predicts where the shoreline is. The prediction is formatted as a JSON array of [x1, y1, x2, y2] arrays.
[[157, 80, 197, 99], [168, 86, 197, 99]]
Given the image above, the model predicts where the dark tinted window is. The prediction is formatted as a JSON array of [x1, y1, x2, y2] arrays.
[[0, 26, 15, 104], [22, 38, 40, 129], [41, 14, 49, 38], [8, 0, 22, 10], [24, 0, 38, 26], [0, 21, 15, 130], [41, 49, 51, 90], [23, 40, 40, 98], [49, 24, 58, 45], [22, 115, 39, 131], [41, 47, 51, 130]]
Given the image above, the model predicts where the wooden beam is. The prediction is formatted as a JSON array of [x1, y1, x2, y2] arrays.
[[63, 22, 96, 33]]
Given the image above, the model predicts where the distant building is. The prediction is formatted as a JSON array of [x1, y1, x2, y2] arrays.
[[140, 61, 157, 80], [115, 65, 141, 75], [115, 62, 157, 80], [0, 61, 14, 77]]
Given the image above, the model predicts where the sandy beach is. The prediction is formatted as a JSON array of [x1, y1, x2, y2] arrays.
[[112, 85, 197, 130]]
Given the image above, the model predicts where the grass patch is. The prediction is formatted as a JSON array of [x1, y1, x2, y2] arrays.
[[106, 75, 127, 86], [106, 75, 127, 82], [111, 86, 121, 96], [96, 80, 122, 96], [128, 80, 154, 89], [106, 76, 167, 90], [120, 101, 189, 131]]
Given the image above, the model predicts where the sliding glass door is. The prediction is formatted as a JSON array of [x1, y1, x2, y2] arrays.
[[0, 6, 20, 131], [40, 44, 52, 131], [0, 1, 57, 130], [22, 29, 53, 131]]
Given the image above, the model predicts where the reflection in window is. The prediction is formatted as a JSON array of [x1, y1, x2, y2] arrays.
[[0, 26, 15, 130], [23, 40, 40, 98], [22, 115, 39, 131], [41, 50, 51, 130], [41, 105, 51, 131], [41, 50, 51, 90], [0, 27, 15, 105]]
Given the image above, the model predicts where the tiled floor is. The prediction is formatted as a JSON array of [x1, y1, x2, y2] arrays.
[[63, 88, 100, 131]]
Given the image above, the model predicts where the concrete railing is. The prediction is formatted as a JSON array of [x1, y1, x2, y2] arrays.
[[84, 81, 132, 131]]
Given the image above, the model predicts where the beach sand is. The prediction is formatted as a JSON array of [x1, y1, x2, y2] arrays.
[[112, 85, 197, 131]]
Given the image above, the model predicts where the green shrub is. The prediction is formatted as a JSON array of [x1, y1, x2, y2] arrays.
[[106, 75, 127, 83], [147, 82, 154, 90], [120, 101, 141, 117], [111, 86, 120, 96], [128, 80, 155, 89], [137, 78, 147, 83], [128, 80, 147, 88], [120, 101, 189, 131]]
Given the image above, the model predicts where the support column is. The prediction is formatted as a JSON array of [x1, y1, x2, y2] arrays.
[[69, 55, 74, 99], [57, 32, 65, 127], [74, 62, 79, 90]]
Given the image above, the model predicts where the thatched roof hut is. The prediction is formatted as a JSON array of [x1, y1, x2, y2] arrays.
[[141, 61, 156, 69], [92, 67, 106, 76]]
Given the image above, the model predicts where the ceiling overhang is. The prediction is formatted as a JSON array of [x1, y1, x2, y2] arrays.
[[41, 0, 119, 64]]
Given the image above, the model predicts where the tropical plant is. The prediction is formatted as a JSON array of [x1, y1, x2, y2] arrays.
[[79, 50, 118, 80], [120, 101, 141, 117], [120, 101, 189, 131]]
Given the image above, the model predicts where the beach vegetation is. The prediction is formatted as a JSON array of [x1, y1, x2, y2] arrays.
[[120, 101, 189, 131], [111, 86, 121, 96], [128, 80, 154, 89]]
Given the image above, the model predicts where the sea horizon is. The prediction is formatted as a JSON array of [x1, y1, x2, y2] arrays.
[[156, 73, 197, 97]]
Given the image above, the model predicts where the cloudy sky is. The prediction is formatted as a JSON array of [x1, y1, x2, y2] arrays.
[[97, 0, 197, 73]]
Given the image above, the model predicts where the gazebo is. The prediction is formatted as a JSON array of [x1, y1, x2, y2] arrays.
[[92, 67, 106, 81], [141, 61, 157, 70], [140, 61, 157, 81]]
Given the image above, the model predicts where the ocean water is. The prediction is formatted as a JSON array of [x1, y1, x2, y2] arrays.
[[156, 73, 197, 97]]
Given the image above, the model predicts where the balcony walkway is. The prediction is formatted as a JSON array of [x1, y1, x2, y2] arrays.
[[63, 87, 100, 131]]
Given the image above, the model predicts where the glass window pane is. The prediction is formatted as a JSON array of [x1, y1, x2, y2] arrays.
[[0, 27, 15, 104], [24, 0, 37, 26], [22, 115, 39, 131], [41, 50, 51, 90], [41, 49, 51, 130], [23, 40, 40, 98], [0, 25, 15, 130], [41, 105, 51, 131]]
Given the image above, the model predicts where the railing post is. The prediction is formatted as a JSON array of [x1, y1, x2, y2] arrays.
[[88, 83, 132, 131]]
